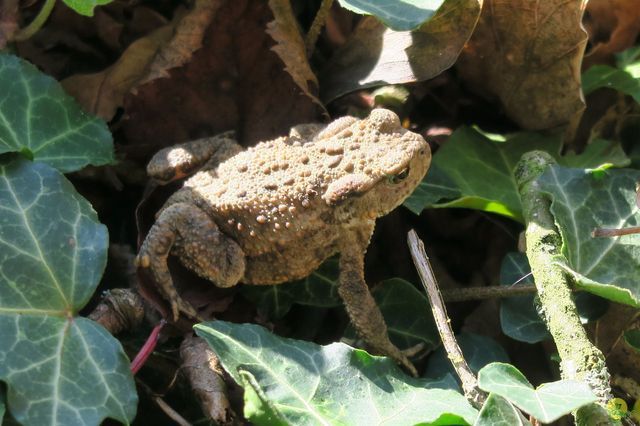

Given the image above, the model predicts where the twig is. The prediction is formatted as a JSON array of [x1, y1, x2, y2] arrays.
[[13, 0, 56, 42], [137, 379, 192, 426], [515, 151, 613, 423], [592, 226, 640, 238], [408, 230, 487, 408], [305, 0, 334, 57], [441, 284, 538, 302]]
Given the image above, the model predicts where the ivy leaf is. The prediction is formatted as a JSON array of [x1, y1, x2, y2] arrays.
[[0, 159, 136, 425], [582, 65, 640, 103], [0, 386, 5, 423], [61, 0, 113, 17], [0, 54, 113, 172], [404, 127, 629, 219], [499, 252, 608, 343], [499, 253, 550, 344], [241, 258, 341, 319], [344, 278, 439, 351], [195, 321, 478, 425], [537, 166, 640, 306], [405, 127, 561, 220], [474, 393, 531, 426], [424, 333, 509, 383], [624, 329, 640, 352], [336, 0, 443, 31], [478, 363, 596, 423]]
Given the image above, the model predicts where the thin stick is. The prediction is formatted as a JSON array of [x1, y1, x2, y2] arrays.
[[592, 226, 640, 238], [137, 379, 192, 426], [305, 0, 334, 57], [441, 284, 538, 302], [408, 230, 486, 408]]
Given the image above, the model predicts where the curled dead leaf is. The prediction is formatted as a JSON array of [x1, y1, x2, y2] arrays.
[[62, 25, 173, 120], [583, 0, 640, 67], [457, 0, 588, 130], [319, 0, 482, 102]]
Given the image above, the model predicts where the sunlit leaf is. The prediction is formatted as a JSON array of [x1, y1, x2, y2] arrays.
[[0, 54, 113, 172], [196, 321, 478, 425], [0, 159, 136, 426], [478, 363, 596, 423]]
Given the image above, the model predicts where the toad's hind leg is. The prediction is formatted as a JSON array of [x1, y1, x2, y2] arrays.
[[338, 226, 418, 377], [137, 202, 246, 320], [147, 132, 242, 183]]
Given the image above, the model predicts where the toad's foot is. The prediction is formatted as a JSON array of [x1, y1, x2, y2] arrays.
[[137, 202, 246, 321], [147, 132, 242, 183]]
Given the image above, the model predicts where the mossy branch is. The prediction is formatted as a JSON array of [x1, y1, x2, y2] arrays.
[[515, 151, 613, 424]]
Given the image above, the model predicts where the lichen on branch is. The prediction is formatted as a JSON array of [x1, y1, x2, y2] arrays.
[[515, 151, 613, 423]]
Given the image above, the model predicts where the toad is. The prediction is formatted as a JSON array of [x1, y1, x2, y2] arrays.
[[137, 109, 431, 375]]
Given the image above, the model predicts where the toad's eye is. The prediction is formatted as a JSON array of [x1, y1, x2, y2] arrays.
[[388, 168, 409, 184]]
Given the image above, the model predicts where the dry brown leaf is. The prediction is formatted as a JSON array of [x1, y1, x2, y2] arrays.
[[62, 26, 173, 120], [121, 0, 324, 154], [180, 334, 235, 424], [141, 1, 222, 83], [319, 0, 482, 102], [456, 0, 588, 130], [583, 0, 640, 67], [267, 0, 322, 108]]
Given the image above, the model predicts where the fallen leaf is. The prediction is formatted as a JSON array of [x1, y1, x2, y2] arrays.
[[62, 25, 173, 120], [320, 0, 481, 102], [267, 0, 322, 109], [456, 0, 588, 130], [121, 0, 324, 155], [583, 0, 640, 67]]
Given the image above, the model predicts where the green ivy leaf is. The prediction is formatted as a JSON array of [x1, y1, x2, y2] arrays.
[[336, 0, 443, 31], [499, 253, 609, 343], [61, 0, 113, 17], [344, 278, 439, 351], [424, 333, 509, 383], [405, 127, 561, 220], [474, 393, 530, 426], [537, 166, 640, 306], [0, 54, 113, 172], [0, 386, 5, 423], [582, 65, 640, 103], [404, 127, 629, 219], [195, 321, 478, 425], [241, 258, 341, 318], [0, 159, 136, 425], [624, 329, 640, 352], [499, 253, 550, 344], [478, 363, 596, 423]]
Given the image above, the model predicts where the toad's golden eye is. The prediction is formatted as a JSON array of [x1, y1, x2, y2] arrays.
[[388, 168, 409, 184]]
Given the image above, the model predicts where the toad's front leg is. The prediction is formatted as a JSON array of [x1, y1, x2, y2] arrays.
[[338, 227, 418, 376], [136, 202, 246, 320]]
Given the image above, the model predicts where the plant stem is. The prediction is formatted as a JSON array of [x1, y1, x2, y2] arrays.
[[13, 0, 56, 42], [408, 230, 487, 408], [592, 226, 640, 237], [441, 283, 538, 302], [305, 0, 334, 57], [515, 151, 613, 424]]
